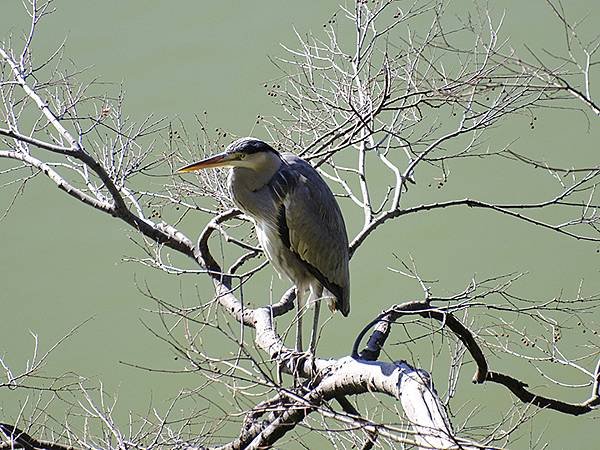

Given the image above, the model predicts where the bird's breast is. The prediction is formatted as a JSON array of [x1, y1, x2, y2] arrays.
[[255, 220, 307, 283]]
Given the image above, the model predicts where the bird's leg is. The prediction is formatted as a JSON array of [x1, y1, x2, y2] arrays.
[[308, 301, 320, 354], [308, 285, 324, 354], [295, 287, 304, 352]]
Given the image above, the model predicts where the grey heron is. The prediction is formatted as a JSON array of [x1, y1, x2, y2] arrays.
[[178, 137, 350, 353]]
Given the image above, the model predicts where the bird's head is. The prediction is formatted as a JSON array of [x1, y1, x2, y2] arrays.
[[176, 137, 280, 173]]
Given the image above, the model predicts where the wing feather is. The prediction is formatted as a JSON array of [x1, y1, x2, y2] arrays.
[[271, 154, 350, 316]]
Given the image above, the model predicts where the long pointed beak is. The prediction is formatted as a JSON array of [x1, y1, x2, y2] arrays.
[[176, 152, 236, 173]]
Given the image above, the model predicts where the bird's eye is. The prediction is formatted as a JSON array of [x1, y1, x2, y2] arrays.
[[238, 154, 246, 159]]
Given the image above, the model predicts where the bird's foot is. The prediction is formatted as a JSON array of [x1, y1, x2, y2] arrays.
[[289, 349, 318, 387]]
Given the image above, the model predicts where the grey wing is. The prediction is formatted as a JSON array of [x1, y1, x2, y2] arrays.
[[275, 153, 350, 316]]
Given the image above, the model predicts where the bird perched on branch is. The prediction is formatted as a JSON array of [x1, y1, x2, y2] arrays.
[[178, 137, 350, 353]]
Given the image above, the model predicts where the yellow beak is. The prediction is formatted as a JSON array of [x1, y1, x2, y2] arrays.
[[176, 152, 237, 173]]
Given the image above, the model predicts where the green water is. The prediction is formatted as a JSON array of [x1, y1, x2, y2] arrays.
[[1, 1, 598, 448]]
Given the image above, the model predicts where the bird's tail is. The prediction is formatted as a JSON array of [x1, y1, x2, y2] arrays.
[[325, 289, 350, 317]]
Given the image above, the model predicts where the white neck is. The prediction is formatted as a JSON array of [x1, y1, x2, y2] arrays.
[[230, 151, 282, 192]]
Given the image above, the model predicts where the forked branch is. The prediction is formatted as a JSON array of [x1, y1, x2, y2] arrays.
[[357, 301, 600, 415]]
